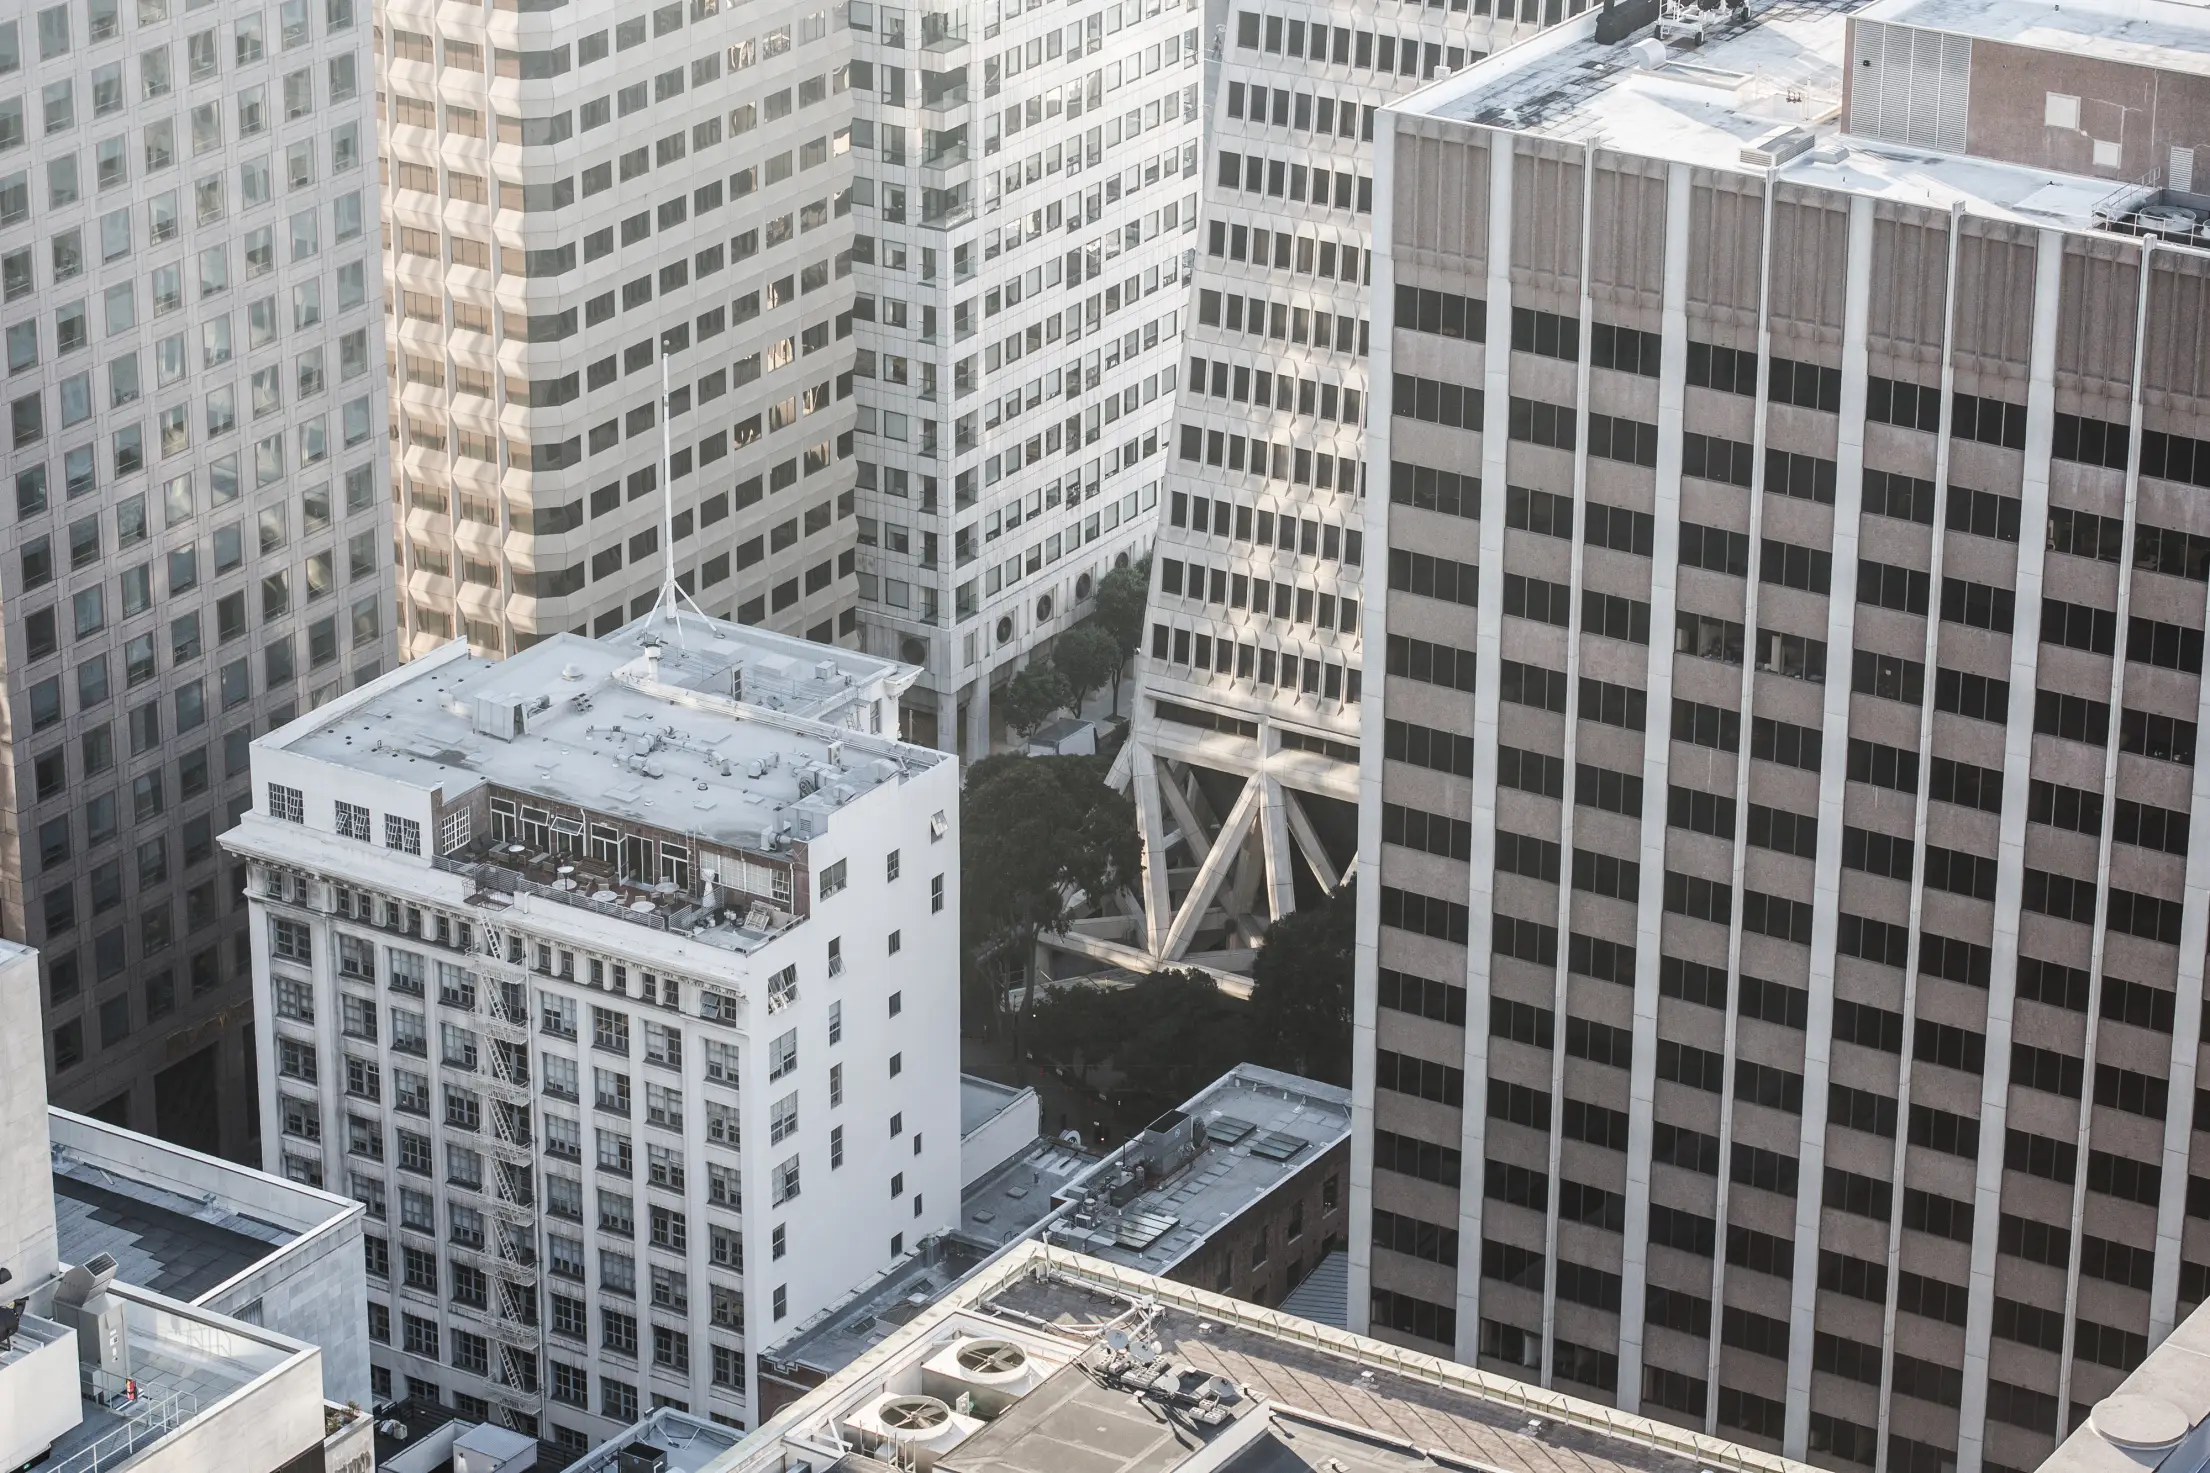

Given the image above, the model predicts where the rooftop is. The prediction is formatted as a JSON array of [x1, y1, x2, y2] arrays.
[[764, 1066, 1349, 1386], [1404, 0, 2186, 231], [256, 612, 945, 954], [282, 615, 935, 845], [1863, 0, 2210, 75], [764, 1141, 1092, 1380], [49, 1174, 284, 1301], [708, 1242, 1814, 1473], [962, 1076, 1033, 1137], [2034, 1298, 2210, 1473], [370, 1397, 586, 1473], [1042, 1065, 1351, 1277], [564, 1409, 744, 1473], [961, 1139, 1095, 1246], [10, 1281, 325, 1473]]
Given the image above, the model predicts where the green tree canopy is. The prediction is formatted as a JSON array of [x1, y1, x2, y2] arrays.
[[1051, 623, 1121, 715], [998, 660, 1073, 738], [961, 754, 1140, 1033], [1029, 969, 1247, 1122], [1247, 879, 1356, 1085], [1093, 557, 1151, 659]]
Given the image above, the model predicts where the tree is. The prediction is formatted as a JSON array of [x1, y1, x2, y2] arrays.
[[1028, 969, 1248, 1122], [1247, 879, 1355, 1085], [1051, 623, 1121, 718], [998, 659, 1073, 739], [1090, 557, 1151, 715], [961, 755, 1141, 1042]]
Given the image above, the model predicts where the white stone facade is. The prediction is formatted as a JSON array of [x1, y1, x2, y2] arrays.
[[224, 621, 962, 1441], [1115, 0, 1549, 964], [846, 0, 1197, 751]]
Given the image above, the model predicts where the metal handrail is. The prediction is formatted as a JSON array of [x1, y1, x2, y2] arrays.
[[52, 1385, 197, 1473]]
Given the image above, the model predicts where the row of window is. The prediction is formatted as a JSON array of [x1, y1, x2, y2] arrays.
[[1146, 620, 1359, 700], [1174, 422, 1365, 493], [1188, 354, 1363, 424], [1159, 557, 1359, 632]]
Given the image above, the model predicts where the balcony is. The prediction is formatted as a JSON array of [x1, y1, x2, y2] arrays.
[[436, 837, 801, 960]]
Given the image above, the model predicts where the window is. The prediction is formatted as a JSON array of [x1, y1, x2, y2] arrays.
[[818, 857, 847, 897], [384, 813, 421, 853]]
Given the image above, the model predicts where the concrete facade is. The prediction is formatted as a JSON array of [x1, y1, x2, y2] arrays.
[[845, 0, 1192, 752], [1355, 4, 2210, 1472], [1111, 0, 1571, 971], [375, 0, 865, 657], [224, 614, 963, 1443], [4, 0, 395, 1163], [51, 1104, 373, 1403], [0, 940, 62, 1286]]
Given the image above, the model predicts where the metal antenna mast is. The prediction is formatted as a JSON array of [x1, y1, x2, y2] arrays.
[[645, 353, 708, 644]]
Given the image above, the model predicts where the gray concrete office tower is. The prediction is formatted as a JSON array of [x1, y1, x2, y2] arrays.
[[3, 0, 393, 1158], [1356, 2, 2210, 1472], [843, 0, 1198, 753], [1113, 0, 1559, 967], [376, 0, 863, 658]]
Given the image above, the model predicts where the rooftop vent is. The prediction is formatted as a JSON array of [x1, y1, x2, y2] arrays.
[[842, 1393, 983, 1471], [1741, 124, 1814, 167], [1141, 1108, 1202, 1180], [54, 1254, 128, 1378], [473, 694, 527, 742], [921, 1337, 1049, 1418]]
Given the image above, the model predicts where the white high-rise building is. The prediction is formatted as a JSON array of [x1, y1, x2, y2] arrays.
[[845, 0, 1199, 752], [1114, 0, 1560, 964], [375, 0, 866, 657], [223, 611, 962, 1440], [2, 0, 393, 1156]]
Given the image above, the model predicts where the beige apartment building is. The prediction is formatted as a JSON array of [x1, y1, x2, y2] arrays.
[[1357, 2, 2210, 1472]]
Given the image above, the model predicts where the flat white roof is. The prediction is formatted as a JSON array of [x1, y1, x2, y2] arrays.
[[1400, 0, 2188, 230], [1046, 1064, 1351, 1275], [1864, 0, 2210, 75], [271, 614, 944, 856]]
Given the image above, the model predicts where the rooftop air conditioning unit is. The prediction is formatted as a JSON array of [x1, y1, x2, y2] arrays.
[[473, 693, 527, 742], [53, 1254, 129, 1379], [1740, 124, 1814, 167], [842, 1394, 982, 1471], [921, 1337, 1049, 1418]]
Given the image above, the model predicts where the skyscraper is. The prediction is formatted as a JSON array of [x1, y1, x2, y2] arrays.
[[1358, 2, 2210, 1470], [375, 0, 864, 658], [4, 0, 393, 1156], [1117, 0, 1555, 964], [845, 0, 1199, 753]]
